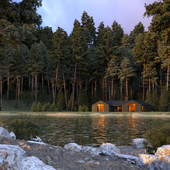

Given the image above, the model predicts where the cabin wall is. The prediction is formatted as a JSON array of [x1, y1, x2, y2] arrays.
[[122, 101, 142, 112], [92, 101, 109, 112]]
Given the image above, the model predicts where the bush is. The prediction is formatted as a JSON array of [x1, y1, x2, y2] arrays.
[[78, 105, 83, 112], [46, 102, 51, 111], [84, 106, 89, 112], [42, 103, 47, 111], [10, 119, 40, 140], [50, 103, 56, 111], [37, 102, 42, 112], [56, 102, 61, 111], [144, 124, 170, 153], [31, 102, 36, 112]]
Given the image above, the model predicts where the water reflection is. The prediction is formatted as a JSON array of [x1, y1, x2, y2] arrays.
[[1, 114, 170, 147]]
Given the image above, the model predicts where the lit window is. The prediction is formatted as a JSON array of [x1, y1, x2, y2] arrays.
[[129, 104, 136, 112], [98, 104, 104, 112], [142, 106, 145, 111], [117, 106, 122, 112]]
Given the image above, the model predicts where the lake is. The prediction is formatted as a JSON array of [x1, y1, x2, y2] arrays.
[[1, 113, 169, 147]]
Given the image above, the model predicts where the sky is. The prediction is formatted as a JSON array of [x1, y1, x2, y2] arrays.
[[14, 0, 156, 35]]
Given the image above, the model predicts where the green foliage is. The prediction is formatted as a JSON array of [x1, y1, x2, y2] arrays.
[[78, 105, 88, 112], [56, 102, 61, 111], [37, 102, 41, 112], [144, 124, 170, 152], [46, 102, 51, 111], [31, 102, 36, 112], [85, 105, 89, 112], [159, 87, 169, 111], [10, 119, 40, 140], [57, 90, 65, 110], [79, 89, 88, 107], [42, 103, 47, 112], [145, 91, 154, 110], [50, 102, 56, 111]]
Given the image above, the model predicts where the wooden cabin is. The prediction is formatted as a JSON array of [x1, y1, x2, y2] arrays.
[[92, 100, 151, 112]]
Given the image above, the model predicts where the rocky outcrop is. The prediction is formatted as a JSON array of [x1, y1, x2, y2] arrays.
[[0, 127, 55, 170], [132, 138, 146, 149], [0, 144, 55, 170], [155, 145, 170, 156], [138, 145, 170, 170]]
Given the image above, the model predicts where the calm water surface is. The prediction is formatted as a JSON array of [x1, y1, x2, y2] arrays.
[[1, 114, 170, 147]]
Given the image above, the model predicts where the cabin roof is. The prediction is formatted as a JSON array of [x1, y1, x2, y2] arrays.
[[102, 101, 126, 106], [100, 100, 150, 106]]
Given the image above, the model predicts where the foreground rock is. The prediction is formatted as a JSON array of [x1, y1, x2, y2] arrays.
[[0, 136, 148, 170], [132, 138, 147, 149], [0, 144, 55, 170], [0, 127, 16, 139]]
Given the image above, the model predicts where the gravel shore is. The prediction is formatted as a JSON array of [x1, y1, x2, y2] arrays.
[[0, 137, 149, 170]]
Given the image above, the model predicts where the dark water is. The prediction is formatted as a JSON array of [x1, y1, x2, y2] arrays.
[[1, 114, 169, 147]]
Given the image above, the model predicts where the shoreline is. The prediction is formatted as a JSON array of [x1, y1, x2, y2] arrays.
[[1, 111, 170, 117]]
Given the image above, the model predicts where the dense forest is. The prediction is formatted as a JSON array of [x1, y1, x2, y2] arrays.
[[0, 0, 170, 112]]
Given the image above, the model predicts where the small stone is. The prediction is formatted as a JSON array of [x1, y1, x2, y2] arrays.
[[45, 156, 53, 165], [86, 160, 94, 164], [77, 160, 85, 163], [132, 138, 146, 149], [105, 157, 109, 161]]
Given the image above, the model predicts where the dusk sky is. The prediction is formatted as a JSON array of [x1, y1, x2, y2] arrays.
[[14, 0, 156, 35]]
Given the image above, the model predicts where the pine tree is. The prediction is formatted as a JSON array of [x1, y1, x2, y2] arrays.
[[159, 87, 169, 111], [31, 102, 36, 112], [118, 51, 136, 99], [57, 90, 65, 110], [37, 102, 41, 112]]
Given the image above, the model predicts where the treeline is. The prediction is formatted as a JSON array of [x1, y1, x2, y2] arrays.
[[0, 0, 170, 111]]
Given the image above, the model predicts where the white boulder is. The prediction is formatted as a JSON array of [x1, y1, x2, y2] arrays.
[[21, 156, 56, 170], [9, 131, 16, 139], [0, 144, 55, 170], [0, 127, 12, 138], [155, 145, 170, 156], [64, 143, 82, 152], [132, 138, 146, 149], [99, 143, 120, 155], [0, 144, 26, 170], [114, 153, 139, 164], [138, 154, 158, 165], [81, 146, 100, 156], [138, 154, 170, 170]]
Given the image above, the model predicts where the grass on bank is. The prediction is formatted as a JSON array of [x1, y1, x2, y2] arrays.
[[1, 95, 170, 115]]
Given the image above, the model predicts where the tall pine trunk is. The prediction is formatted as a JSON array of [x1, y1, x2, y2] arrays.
[[160, 62, 162, 96], [47, 80, 50, 101], [71, 59, 77, 111], [111, 76, 113, 100], [42, 74, 44, 102], [143, 61, 146, 101], [167, 62, 169, 93], [114, 78, 116, 100], [63, 71, 67, 110], [120, 83, 122, 100], [7, 68, 9, 103], [29, 74, 31, 98], [52, 82, 55, 103], [15, 78, 18, 109], [31, 75, 34, 104], [102, 77, 104, 101], [35, 75, 37, 108], [17, 77, 20, 109], [21, 77, 23, 100], [0, 78, 2, 111], [149, 78, 151, 92], [54, 66, 59, 98], [125, 77, 128, 98]]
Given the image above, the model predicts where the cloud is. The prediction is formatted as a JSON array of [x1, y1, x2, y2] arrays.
[[13, 0, 155, 35]]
